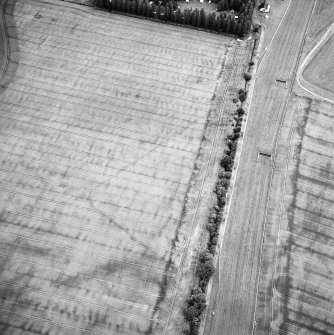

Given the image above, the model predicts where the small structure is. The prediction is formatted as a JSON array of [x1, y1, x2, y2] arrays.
[[276, 78, 288, 88], [257, 151, 272, 161], [260, 4, 271, 13]]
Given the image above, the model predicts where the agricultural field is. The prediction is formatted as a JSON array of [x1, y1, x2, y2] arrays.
[[272, 95, 334, 334], [248, 0, 334, 334], [0, 0, 242, 334], [296, 0, 334, 104], [267, 1, 334, 332], [303, 33, 334, 94], [204, 0, 321, 334]]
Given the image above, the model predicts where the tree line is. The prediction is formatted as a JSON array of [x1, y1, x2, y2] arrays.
[[95, 0, 254, 37], [183, 81, 250, 334]]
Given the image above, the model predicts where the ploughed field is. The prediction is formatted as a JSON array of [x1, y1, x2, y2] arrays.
[[0, 0, 234, 334]]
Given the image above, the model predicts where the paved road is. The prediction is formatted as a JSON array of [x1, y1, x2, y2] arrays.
[[203, 1, 317, 334]]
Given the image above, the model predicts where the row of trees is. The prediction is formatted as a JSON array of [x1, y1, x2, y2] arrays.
[[183, 94, 247, 334], [95, 0, 253, 37]]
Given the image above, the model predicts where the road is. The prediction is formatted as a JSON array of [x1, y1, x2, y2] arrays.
[[203, 1, 317, 334]]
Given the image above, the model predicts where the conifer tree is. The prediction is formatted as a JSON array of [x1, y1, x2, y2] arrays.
[[216, 13, 223, 32], [175, 8, 182, 23], [156, 3, 162, 19], [168, 1, 174, 13], [125, 0, 130, 13], [230, 16, 238, 34], [209, 12, 217, 31], [165, 5, 171, 21], [170, 7, 176, 22], [183, 8, 190, 24], [120, 0, 125, 11], [148, 2, 154, 17], [138, 0, 144, 14], [225, 15, 231, 33], [191, 9, 199, 27], [221, 12, 227, 32], [142, 0, 148, 16], [133, 0, 139, 14], [112, 0, 117, 10], [199, 8, 207, 28]]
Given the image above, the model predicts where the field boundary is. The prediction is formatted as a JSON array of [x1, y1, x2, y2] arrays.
[[92, 4, 237, 38], [93, 0, 256, 38], [162, 43, 240, 335], [0, 0, 9, 80]]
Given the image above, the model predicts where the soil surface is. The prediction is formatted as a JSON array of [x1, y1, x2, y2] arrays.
[[0, 0, 238, 334]]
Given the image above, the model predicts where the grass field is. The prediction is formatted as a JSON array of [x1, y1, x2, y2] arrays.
[[303, 33, 334, 95], [298, 0, 334, 102], [0, 0, 238, 334]]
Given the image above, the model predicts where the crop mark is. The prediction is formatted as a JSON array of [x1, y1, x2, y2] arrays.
[[1, 131, 193, 177]]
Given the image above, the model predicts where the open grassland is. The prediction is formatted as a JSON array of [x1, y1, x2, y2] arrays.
[[303, 34, 334, 96], [0, 0, 237, 334], [298, 0, 334, 102], [307, 0, 334, 39]]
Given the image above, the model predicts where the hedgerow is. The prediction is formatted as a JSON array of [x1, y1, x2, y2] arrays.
[[183, 102, 247, 334]]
